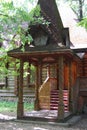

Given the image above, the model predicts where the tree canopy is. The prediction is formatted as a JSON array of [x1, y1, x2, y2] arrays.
[[56, 0, 87, 31], [0, 0, 43, 77], [57, 0, 87, 21], [0, 0, 40, 47]]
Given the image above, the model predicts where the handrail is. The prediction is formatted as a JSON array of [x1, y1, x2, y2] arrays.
[[39, 77, 57, 109]]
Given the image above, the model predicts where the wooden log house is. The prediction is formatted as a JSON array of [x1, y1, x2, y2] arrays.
[[7, 0, 87, 121]]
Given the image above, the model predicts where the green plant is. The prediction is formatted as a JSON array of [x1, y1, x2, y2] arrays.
[[0, 101, 34, 113]]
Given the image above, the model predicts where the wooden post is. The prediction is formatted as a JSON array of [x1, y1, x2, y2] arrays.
[[34, 65, 40, 110], [5, 62, 9, 88], [17, 60, 24, 119], [69, 61, 74, 113], [58, 56, 64, 120], [27, 63, 31, 87], [67, 62, 70, 91], [34, 61, 42, 110], [38, 63, 42, 86], [67, 62, 70, 112], [14, 62, 19, 96], [57, 63, 59, 90], [47, 66, 50, 78]]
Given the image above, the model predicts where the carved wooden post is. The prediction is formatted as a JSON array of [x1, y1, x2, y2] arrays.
[[58, 56, 64, 120], [17, 60, 24, 119], [69, 61, 74, 113], [34, 65, 40, 110]]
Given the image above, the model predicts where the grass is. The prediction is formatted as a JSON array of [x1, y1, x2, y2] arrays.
[[0, 101, 34, 113]]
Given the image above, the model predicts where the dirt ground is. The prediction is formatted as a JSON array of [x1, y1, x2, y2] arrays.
[[0, 118, 87, 130]]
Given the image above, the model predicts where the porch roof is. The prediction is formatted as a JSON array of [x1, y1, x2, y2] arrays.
[[8, 43, 79, 65], [7, 0, 80, 62]]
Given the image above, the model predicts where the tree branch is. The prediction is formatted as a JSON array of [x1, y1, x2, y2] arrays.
[[0, 13, 9, 18]]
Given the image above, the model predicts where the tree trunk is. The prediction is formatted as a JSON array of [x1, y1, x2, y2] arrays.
[[79, 0, 84, 21]]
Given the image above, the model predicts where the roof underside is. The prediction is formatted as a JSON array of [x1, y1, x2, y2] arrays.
[[8, 46, 75, 64]]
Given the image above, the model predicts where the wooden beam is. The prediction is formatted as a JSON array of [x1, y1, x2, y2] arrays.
[[17, 60, 24, 118]]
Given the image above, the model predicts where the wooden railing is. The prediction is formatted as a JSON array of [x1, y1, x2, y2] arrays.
[[39, 77, 57, 110]]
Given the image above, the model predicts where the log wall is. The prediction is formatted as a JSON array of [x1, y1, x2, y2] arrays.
[[82, 54, 87, 76], [79, 53, 87, 77]]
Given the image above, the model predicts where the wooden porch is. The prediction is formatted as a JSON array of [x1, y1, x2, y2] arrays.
[[7, 0, 80, 122], [12, 53, 79, 121]]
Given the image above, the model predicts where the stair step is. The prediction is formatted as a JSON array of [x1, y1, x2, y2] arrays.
[[50, 101, 68, 104], [50, 107, 69, 112], [50, 100, 59, 103], [50, 94, 58, 96], [50, 98, 59, 101], [50, 104, 58, 107], [51, 97, 68, 101], [50, 93, 69, 96], [51, 90, 68, 92], [51, 95, 59, 98], [50, 89, 69, 112], [50, 106, 68, 110]]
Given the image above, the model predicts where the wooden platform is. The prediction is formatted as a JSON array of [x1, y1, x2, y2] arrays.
[[23, 110, 71, 122]]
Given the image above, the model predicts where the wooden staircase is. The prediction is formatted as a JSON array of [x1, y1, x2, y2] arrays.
[[50, 90, 69, 112]]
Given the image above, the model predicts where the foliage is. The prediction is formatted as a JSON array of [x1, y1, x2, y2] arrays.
[[78, 17, 87, 29], [0, 101, 17, 112], [67, 0, 86, 21], [0, 0, 49, 78], [64, 0, 87, 30], [0, 0, 49, 45], [56, 0, 87, 21], [56, 0, 87, 34], [0, 101, 34, 113], [0, 0, 39, 45]]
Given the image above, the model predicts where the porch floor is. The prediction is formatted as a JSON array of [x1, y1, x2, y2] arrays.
[[24, 110, 71, 122]]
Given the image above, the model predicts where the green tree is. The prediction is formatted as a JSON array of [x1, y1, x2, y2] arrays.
[[0, 0, 48, 78], [67, 0, 85, 21], [64, 0, 87, 30], [56, 0, 87, 21], [0, 0, 40, 46]]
